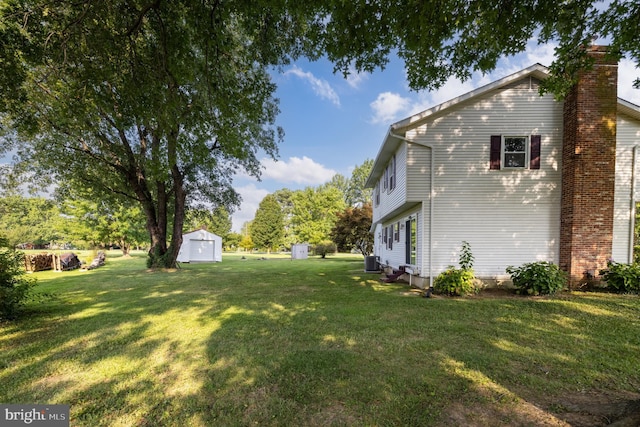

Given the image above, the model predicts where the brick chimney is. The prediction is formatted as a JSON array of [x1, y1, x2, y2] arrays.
[[560, 45, 618, 284]]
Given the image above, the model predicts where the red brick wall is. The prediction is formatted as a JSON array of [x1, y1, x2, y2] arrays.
[[560, 46, 618, 283]]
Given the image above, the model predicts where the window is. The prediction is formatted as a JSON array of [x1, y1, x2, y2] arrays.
[[503, 136, 527, 168], [374, 182, 380, 206], [383, 168, 388, 191], [394, 222, 400, 242], [490, 135, 541, 170], [388, 155, 396, 192]]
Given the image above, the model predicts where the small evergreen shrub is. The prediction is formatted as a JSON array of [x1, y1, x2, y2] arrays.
[[434, 241, 476, 296], [506, 261, 567, 295], [0, 238, 38, 320], [599, 261, 640, 293]]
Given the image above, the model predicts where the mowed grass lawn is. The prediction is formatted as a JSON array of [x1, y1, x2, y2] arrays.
[[1, 253, 639, 426]]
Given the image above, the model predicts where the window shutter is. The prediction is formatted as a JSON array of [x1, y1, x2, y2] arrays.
[[490, 135, 501, 170], [530, 135, 541, 169]]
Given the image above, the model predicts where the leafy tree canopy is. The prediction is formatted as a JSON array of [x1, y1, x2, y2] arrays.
[[185, 206, 232, 240], [291, 186, 346, 245], [1, 0, 637, 269], [331, 203, 374, 257], [250, 194, 284, 252]]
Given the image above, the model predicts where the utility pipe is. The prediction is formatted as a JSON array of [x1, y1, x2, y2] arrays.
[[389, 129, 435, 289], [629, 145, 638, 264]]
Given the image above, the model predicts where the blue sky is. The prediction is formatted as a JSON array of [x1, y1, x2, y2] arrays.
[[230, 41, 640, 231]]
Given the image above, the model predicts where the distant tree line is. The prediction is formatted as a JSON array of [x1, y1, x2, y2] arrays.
[[243, 160, 374, 256], [0, 159, 374, 256]]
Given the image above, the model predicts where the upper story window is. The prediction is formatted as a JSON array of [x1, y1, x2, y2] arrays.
[[503, 136, 528, 168], [490, 134, 541, 170], [388, 155, 396, 192], [374, 182, 380, 206]]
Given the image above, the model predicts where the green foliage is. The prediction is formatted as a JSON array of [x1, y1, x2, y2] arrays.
[[506, 261, 567, 296], [250, 194, 284, 252], [458, 241, 474, 270], [0, 238, 37, 320], [599, 261, 640, 294], [433, 266, 476, 297], [225, 232, 242, 251], [291, 186, 346, 245], [345, 159, 373, 207], [146, 246, 172, 269], [314, 241, 337, 258], [184, 207, 232, 241], [433, 241, 476, 296], [0, 196, 61, 247]]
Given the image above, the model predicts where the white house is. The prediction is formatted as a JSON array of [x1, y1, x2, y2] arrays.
[[177, 228, 222, 263], [365, 46, 640, 287]]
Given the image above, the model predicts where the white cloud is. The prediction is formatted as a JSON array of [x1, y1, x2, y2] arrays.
[[285, 65, 341, 106], [345, 65, 369, 89], [369, 92, 412, 124], [618, 58, 640, 105], [231, 183, 270, 232], [260, 156, 337, 185]]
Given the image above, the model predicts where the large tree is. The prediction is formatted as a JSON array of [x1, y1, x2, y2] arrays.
[[346, 159, 373, 207], [291, 185, 346, 245], [2, 0, 639, 268], [250, 194, 284, 252], [0, 0, 310, 267], [331, 203, 374, 257]]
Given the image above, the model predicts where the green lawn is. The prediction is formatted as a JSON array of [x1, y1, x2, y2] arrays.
[[2, 253, 639, 426]]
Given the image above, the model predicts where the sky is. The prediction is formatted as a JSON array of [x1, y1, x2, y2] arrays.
[[230, 40, 640, 231], [1, 39, 638, 233]]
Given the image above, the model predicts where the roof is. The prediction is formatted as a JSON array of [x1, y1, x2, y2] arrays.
[[182, 228, 221, 238], [365, 64, 640, 188]]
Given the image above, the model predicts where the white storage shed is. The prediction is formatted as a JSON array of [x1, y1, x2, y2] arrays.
[[177, 228, 222, 263], [291, 243, 309, 260]]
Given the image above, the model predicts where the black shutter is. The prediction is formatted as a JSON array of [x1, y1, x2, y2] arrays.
[[530, 135, 541, 169], [490, 135, 501, 170]]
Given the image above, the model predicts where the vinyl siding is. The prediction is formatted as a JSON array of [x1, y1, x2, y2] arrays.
[[406, 85, 563, 277], [612, 114, 640, 262], [376, 208, 422, 272], [372, 144, 407, 223]]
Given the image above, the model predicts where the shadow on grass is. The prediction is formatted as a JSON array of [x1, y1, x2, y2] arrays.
[[1, 255, 639, 426]]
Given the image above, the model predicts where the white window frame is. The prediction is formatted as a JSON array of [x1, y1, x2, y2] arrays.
[[501, 136, 529, 169]]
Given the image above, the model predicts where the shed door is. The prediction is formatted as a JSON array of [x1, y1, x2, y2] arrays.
[[189, 239, 214, 261]]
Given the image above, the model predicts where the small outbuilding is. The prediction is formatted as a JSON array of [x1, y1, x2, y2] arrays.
[[177, 228, 222, 263], [291, 243, 309, 260]]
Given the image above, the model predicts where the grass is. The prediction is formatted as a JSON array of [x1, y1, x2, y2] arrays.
[[1, 252, 639, 426]]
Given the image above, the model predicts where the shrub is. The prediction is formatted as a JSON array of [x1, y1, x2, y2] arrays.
[[0, 238, 38, 320], [599, 261, 640, 293], [506, 261, 567, 295], [314, 241, 337, 258], [434, 241, 476, 296], [434, 266, 476, 296]]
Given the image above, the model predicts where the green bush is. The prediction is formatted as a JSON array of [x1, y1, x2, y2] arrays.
[[599, 261, 640, 293], [314, 241, 337, 259], [0, 238, 38, 320], [506, 261, 567, 295], [434, 266, 476, 296], [434, 241, 476, 296]]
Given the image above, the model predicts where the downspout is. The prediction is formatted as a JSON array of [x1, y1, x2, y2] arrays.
[[629, 145, 639, 264], [389, 129, 435, 289]]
